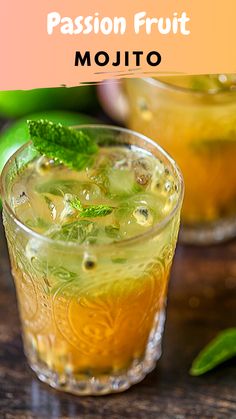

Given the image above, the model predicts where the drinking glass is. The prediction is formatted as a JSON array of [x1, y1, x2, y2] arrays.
[[125, 77, 236, 244], [1, 126, 183, 395]]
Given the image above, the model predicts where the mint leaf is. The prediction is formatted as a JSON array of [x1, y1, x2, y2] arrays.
[[190, 328, 236, 376], [105, 225, 120, 238], [70, 197, 84, 212], [79, 205, 113, 218], [27, 120, 98, 171], [70, 197, 113, 218], [49, 220, 98, 243]]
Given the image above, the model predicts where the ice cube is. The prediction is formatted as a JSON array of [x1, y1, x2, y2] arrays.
[[86, 166, 110, 194], [113, 151, 132, 170], [44, 196, 57, 220], [59, 194, 76, 222], [79, 183, 102, 201], [108, 169, 137, 197]]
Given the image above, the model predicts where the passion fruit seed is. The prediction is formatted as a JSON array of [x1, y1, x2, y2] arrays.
[[135, 173, 151, 185], [82, 254, 97, 271], [133, 206, 153, 226]]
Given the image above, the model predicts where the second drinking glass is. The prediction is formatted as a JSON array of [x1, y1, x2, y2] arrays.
[[125, 76, 236, 244]]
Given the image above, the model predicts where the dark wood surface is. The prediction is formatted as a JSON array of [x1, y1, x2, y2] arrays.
[[0, 218, 236, 419]]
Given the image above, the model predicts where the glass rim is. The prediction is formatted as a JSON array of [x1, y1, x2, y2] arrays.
[[142, 76, 236, 97], [1, 124, 184, 249]]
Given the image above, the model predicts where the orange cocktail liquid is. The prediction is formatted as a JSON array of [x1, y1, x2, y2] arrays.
[[12, 260, 168, 374]]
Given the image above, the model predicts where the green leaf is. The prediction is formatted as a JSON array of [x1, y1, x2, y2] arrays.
[[105, 225, 120, 239], [70, 197, 113, 218], [190, 328, 236, 376], [49, 220, 99, 243], [70, 197, 84, 212], [79, 205, 113, 218], [27, 120, 98, 171]]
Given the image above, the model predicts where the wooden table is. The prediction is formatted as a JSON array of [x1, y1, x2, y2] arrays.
[[0, 218, 236, 418]]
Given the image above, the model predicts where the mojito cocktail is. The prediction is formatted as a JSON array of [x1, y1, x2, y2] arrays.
[[1, 124, 183, 395], [125, 75, 236, 243]]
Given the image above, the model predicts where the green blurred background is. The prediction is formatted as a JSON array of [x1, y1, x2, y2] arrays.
[[0, 85, 111, 177]]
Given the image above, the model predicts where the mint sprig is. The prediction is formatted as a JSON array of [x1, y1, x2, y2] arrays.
[[70, 197, 113, 218], [27, 120, 98, 171], [48, 220, 98, 243], [190, 328, 236, 376]]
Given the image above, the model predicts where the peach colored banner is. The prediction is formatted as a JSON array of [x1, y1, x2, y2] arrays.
[[0, 0, 236, 90]]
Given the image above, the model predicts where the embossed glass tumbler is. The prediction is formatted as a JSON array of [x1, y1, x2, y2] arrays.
[[1, 126, 183, 395]]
